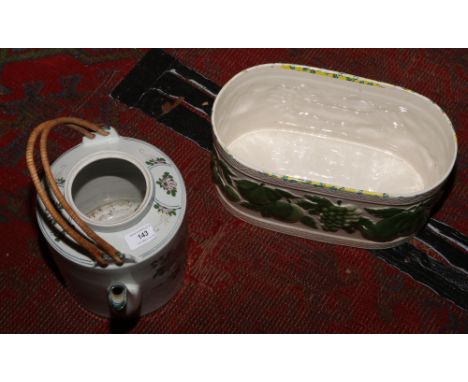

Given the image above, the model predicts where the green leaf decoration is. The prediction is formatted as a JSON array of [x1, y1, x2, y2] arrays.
[[281, 205, 304, 223], [156, 172, 177, 196], [235, 179, 258, 193], [218, 158, 235, 176], [211, 161, 223, 187], [269, 200, 293, 219], [355, 217, 376, 239], [300, 215, 317, 228], [322, 225, 339, 232], [304, 195, 333, 208], [236, 183, 285, 206], [274, 188, 296, 199], [262, 201, 304, 223], [364, 207, 404, 219], [264, 187, 282, 203], [222, 167, 233, 185], [146, 157, 167, 166], [223, 185, 241, 202], [260, 205, 273, 218], [153, 202, 178, 216], [356, 206, 429, 242], [342, 225, 357, 234], [297, 201, 318, 210], [211, 158, 432, 242], [244, 186, 273, 206]]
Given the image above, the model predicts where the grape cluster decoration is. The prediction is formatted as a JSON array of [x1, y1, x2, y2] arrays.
[[211, 153, 431, 242]]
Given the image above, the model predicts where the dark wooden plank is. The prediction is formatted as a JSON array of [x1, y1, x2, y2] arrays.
[[416, 223, 468, 272], [112, 49, 219, 149], [373, 244, 468, 309]]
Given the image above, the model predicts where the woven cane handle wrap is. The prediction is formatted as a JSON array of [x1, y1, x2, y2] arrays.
[[26, 117, 124, 267]]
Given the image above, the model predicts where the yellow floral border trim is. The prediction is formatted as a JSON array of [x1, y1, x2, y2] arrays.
[[279, 64, 384, 88], [264, 172, 390, 198]]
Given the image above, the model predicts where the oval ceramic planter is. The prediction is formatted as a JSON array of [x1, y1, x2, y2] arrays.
[[211, 64, 457, 248]]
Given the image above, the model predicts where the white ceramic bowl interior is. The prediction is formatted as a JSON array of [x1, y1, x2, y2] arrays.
[[71, 157, 149, 226], [212, 64, 457, 197]]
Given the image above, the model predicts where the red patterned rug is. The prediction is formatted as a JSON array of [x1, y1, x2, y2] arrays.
[[0, 48, 467, 333]]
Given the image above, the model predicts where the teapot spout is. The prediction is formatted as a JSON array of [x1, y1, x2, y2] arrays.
[[107, 283, 141, 317]]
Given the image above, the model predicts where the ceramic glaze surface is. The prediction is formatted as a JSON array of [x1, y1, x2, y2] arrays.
[[71, 157, 148, 225], [36, 127, 187, 317], [213, 65, 457, 197], [39, 130, 186, 267], [86, 200, 141, 223], [211, 64, 457, 248], [228, 128, 425, 194]]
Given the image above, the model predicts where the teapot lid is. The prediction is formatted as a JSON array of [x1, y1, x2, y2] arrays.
[[36, 127, 186, 268]]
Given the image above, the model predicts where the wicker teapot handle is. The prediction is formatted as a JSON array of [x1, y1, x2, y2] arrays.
[[26, 117, 124, 267]]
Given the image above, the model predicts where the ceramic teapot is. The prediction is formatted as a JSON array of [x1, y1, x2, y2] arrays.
[[27, 117, 187, 318]]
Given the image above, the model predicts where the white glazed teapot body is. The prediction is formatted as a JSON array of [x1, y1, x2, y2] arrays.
[[35, 126, 187, 318], [50, 222, 187, 317]]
